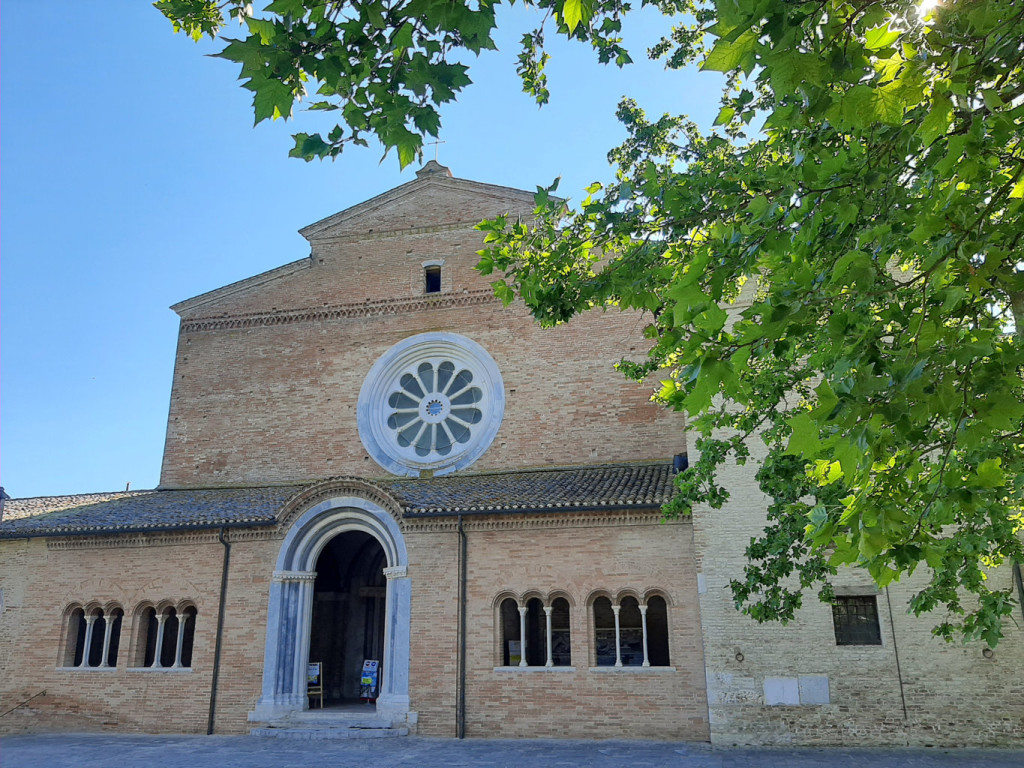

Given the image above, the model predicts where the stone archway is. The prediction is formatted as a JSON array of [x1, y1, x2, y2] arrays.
[[250, 492, 411, 726]]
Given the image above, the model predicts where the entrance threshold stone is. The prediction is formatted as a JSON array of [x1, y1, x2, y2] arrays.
[[250, 708, 409, 740]]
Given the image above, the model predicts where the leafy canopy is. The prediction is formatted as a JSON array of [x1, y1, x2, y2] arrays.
[[159, 0, 1024, 645]]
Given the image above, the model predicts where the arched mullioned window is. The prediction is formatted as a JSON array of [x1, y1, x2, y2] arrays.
[[137, 604, 197, 668], [593, 592, 671, 667], [593, 596, 617, 666], [646, 595, 670, 666], [498, 594, 572, 667], [550, 597, 572, 667], [524, 597, 546, 667], [62, 604, 123, 668], [499, 598, 521, 666]]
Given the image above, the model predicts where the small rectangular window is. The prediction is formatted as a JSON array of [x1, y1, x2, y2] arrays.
[[425, 266, 441, 293], [832, 595, 882, 645]]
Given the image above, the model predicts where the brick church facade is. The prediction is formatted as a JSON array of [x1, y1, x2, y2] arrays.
[[1, 163, 1021, 744]]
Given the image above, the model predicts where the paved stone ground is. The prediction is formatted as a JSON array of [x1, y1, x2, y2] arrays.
[[1, 734, 1021, 768]]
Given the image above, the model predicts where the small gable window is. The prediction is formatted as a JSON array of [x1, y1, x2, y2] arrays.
[[425, 265, 442, 294]]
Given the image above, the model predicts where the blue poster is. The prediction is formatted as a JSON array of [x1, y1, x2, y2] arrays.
[[360, 659, 379, 700]]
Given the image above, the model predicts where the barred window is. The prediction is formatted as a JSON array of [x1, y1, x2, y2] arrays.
[[832, 595, 882, 645]]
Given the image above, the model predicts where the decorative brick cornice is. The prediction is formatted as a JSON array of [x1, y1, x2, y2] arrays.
[[180, 289, 500, 334], [275, 476, 406, 532], [402, 509, 685, 533], [309, 220, 483, 244], [44, 527, 274, 551]]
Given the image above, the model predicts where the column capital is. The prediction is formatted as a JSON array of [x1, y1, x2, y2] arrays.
[[272, 570, 317, 583], [383, 565, 408, 580]]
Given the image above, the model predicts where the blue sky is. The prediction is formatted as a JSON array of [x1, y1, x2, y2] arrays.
[[1, 1, 721, 498]]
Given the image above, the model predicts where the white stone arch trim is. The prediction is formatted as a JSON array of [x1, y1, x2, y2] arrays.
[[521, 590, 546, 606], [60, 601, 85, 620], [154, 599, 178, 614], [642, 588, 673, 606], [492, 590, 521, 609], [547, 590, 576, 608], [616, 589, 643, 605], [275, 477, 406, 533], [585, 588, 615, 607], [252, 491, 412, 727], [131, 600, 157, 618], [99, 601, 125, 618], [57, 603, 85, 667]]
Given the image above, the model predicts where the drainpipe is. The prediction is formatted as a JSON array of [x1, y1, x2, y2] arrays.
[[884, 586, 909, 735], [1014, 562, 1024, 622], [456, 515, 467, 739], [207, 527, 231, 735]]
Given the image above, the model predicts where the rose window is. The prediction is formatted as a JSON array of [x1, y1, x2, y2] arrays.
[[386, 361, 483, 457], [358, 332, 505, 476]]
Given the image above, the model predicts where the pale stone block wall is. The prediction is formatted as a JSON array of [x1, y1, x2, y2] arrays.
[[693, 446, 1024, 747]]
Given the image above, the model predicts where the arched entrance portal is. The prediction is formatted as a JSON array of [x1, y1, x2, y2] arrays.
[[250, 490, 411, 727], [310, 531, 387, 705]]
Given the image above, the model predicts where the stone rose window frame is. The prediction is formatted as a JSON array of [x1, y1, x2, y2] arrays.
[[358, 332, 505, 477]]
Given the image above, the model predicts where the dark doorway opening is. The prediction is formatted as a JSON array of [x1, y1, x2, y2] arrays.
[[309, 531, 387, 706]]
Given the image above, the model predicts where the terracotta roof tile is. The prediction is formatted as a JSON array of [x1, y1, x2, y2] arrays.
[[0, 487, 303, 539], [382, 462, 677, 516], [0, 463, 678, 539]]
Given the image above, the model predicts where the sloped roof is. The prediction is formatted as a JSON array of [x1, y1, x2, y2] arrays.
[[297, 161, 539, 241], [379, 463, 676, 516], [0, 487, 304, 539], [0, 463, 677, 539], [171, 162, 542, 315]]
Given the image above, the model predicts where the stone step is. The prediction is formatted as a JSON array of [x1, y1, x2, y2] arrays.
[[250, 725, 409, 740], [282, 713, 390, 728]]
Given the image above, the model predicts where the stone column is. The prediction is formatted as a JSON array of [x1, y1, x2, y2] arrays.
[[153, 612, 167, 667], [377, 565, 412, 726], [81, 614, 97, 668], [173, 611, 187, 668], [639, 603, 650, 668], [518, 606, 528, 667], [99, 613, 114, 668], [612, 603, 623, 668], [543, 606, 553, 667], [252, 570, 317, 720]]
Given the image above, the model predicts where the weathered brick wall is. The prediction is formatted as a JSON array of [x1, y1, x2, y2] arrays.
[[160, 174, 685, 489], [404, 514, 709, 740], [693, 443, 1024, 747], [0, 532, 279, 736], [407, 528, 460, 734], [160, 297, 681, 490]]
